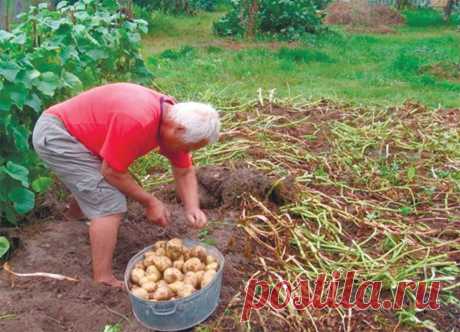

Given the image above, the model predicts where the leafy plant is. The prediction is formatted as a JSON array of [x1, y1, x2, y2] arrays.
[[0, 236, 10, 259], [403, 8, 446, 27], [213, 0, 323, 40], [133, 0, 219, 15], [103, 322, 122, 332], [0, 0, 152, 226]]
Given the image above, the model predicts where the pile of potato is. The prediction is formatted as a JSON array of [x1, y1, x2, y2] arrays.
[[129, 238, 219, 301]]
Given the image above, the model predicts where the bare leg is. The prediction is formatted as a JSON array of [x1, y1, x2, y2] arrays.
[[89, 214, 124, 288], [64, 196, 86, 221]]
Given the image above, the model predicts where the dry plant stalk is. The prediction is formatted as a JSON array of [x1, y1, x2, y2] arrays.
[[3, 262, 79, 282]]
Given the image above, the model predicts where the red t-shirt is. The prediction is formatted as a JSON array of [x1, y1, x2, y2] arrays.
[[46, 83, 192, 172]]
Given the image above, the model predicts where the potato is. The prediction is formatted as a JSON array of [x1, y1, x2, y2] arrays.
[[183, 271, 200, 289], [169, 280, 185, 294], [166, 238, 183, 260], [173, 257, 184, 271], [163, 267, 184, 284], [143, 255, 156, 267], [206, 262, 219, 271], [138, 276, 149, 285], [196, 270, 205, 281], [145, 265, 161, 282], [152, 255, 172, 272], [206, 255, 217, 265], [142, 281, 157, 292], [152, 285, 174, 301], [131, 268, 145, 284], [144, 251, 156, 258], [182, 247, 192, 260], [201, 270, 217, 289], [155, 247, 167, 256], [134, 261, 145, 270], [176, 284, 195, 298], [153, 240, 167, 251], [191, 245, 208, 262], [157, 280, 169, 288], [139, 273, 160, 285], [183, 257, 204, 273], [131, 287, 149, 300]]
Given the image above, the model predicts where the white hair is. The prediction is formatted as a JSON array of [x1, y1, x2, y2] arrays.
[[169, 102, 220, 144]]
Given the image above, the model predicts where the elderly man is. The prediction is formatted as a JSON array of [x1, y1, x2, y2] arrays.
[[32, 82, 220, 288]]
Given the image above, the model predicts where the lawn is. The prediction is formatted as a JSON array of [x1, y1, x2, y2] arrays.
[[142, 11, 460, 108]]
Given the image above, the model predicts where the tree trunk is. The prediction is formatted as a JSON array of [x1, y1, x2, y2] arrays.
[[245, 0, 259, 39]]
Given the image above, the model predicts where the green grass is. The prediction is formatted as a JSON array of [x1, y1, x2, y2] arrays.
[[141, 11, 460, 108]]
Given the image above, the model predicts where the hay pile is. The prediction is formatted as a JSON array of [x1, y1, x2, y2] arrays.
[[325, 0, 405, 32]]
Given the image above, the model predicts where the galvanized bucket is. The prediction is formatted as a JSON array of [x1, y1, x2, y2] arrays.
[[124, 239, 225, 331]]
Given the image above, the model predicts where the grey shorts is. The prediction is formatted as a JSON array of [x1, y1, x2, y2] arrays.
[[32, 114, 127, 219]]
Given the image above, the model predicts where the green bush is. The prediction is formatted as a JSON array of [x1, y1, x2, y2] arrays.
[[133, 0, 219, 15], [0, 0, 152, 226], [403, 8, 446, 27], [213, 0, 323, 40]]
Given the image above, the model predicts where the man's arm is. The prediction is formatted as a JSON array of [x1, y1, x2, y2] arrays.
[[101, 160, 170, 227], [172, 166, 207, 228]]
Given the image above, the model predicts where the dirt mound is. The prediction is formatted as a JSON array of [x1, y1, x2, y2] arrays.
[[197, 166, 272, 207], [195, 165, 299, 208], [325, 0, 404, 32]]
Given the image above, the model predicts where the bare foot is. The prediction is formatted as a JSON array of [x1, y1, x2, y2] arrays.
[[95, 275, 124, 289]]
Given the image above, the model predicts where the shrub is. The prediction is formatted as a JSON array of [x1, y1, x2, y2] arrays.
[[133, 0, 219, 15], [403, 8, 446, 27], [0, 0, 152, 226], [213, 0, 324, 40]]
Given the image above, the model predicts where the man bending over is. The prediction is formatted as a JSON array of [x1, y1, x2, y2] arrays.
[[32, 82, 220, 288]]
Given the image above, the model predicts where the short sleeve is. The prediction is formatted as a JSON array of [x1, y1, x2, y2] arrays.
[[159, 145, 193, 169], [99, 115, 146, 172]]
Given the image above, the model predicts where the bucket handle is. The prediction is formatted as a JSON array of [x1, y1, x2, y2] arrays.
[[149, 302, 177, 316]]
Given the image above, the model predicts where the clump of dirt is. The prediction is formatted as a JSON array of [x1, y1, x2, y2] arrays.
[[195, 165, 298, 208], [325, 0, 404, 32], [197, 166, 272, 207]]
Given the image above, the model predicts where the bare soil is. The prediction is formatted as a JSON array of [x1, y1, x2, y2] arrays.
[[325, 0, 404, 33], [0, 202, 256, 331], [1, 101, 458, 331]]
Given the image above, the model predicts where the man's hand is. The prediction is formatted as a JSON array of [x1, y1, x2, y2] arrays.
[[185, 207, 207, 228], [145, 197, 170, 227]]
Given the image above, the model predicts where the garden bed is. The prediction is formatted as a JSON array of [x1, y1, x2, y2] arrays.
[[1, 100, 459, 331]]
